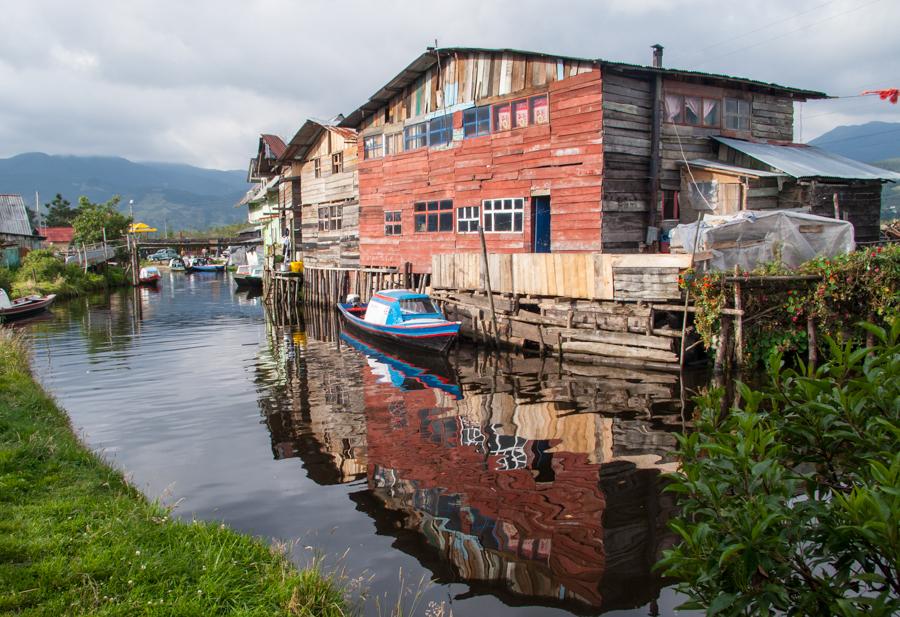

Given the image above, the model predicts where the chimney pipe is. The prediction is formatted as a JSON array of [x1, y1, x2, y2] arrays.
[[651, 44, 664, 68]]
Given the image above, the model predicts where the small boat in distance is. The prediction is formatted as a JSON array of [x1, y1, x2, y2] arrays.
[[0, 289, 56, 321], [233, 264, 263, 289], [337, 289, 460, 354], [186, 257, 225, 273], [138, 266, 161, 286], [169, 257, 186, 272]]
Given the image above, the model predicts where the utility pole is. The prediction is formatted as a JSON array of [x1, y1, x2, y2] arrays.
[[34, 191, 42, 229]]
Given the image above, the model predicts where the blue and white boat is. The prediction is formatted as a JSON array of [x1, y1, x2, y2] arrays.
[[186, 257, 225, 273], [337, 289, 460, 354]]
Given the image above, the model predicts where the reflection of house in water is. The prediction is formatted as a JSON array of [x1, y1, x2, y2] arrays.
[[253, 320, 369, 484], [358, 350, 682, 613]]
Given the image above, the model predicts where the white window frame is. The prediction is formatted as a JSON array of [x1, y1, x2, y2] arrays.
[[482, 198, 524, 233], [456, 206, 480, 233], [384, 132, 403, 156]]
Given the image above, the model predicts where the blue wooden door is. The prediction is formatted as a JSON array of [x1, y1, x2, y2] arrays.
[[532, 196, 551, 253]]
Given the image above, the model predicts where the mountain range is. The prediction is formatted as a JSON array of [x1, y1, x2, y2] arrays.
[[0, 153, 248, 231], [809, 121, 900, 219]]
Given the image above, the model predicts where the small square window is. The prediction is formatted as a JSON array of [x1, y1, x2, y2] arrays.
[[493, 103, 512, 132], [513, 100, 529, 128], [383, 210, 401, 235], [530, 95, 549, 125], [456, 206, 480, 233], [313, 158, 321, 178], [385, 132, 403, 155], [463, 106, 491, 138], [331, 152, 343, 174], [404, 123, 427, 150], [364, 135, 383, 159]]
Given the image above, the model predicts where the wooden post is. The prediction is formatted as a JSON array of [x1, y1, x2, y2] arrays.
[[832, 193, 840, 219], [733, 265, 743, 370], [713, 318, 731, 375], [807, 316, 817, 369], [679, 212, 705, 367], [478, 226, 502, 349]]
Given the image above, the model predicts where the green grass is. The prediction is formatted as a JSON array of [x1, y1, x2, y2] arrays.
[[8, 250, 130, 300], [0, 331, 349, 616]]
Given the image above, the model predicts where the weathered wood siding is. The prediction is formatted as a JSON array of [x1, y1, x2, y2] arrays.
[[299, 129, 360, 268], [358, 65, 604, 272], [357, 51, 596, 133], [601, 70, 796, 250], [432, 252, 692, 301]]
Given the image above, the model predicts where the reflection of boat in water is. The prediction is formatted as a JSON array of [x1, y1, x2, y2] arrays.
[[339, 330, 461, 399], [338, 290, 460, 354], [0, 289, 56, 321]]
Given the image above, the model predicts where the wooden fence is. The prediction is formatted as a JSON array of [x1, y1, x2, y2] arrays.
[[431, 253, 693, 302]]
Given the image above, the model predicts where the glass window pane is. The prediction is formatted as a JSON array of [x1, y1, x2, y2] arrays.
[[414, 202, 425, 212], [427, 214, 438, 232], [703, 99, 720, 126], [439, 200, 452, 210], [513, 212, 522, 231], [513, 100, 529, 128], [494, 212, 512, 231], [415, 214, 426, 232], [503, 199, 512, 209], [439, 212, 453, 231], [530, 95, 549, 124], [684, 97, 701, 125], [665, 94, 683, 123], [427, 201, 438, 211], [494, 104, 511, 131]]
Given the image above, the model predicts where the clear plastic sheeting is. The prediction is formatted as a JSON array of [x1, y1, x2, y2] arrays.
[[670, 210, 855, 271]]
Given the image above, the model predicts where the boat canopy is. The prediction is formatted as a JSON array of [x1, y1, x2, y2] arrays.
[[366, 289, 444, 325]]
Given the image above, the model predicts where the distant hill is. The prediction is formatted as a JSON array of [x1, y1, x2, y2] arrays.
[[0, 153, 248, 231], [808, 121, 900, 163]]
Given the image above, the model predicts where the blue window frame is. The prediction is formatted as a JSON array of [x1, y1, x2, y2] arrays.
[[463, 106, 491, 138], [404, 123, 427, 150], [427, 114, 452, 146]]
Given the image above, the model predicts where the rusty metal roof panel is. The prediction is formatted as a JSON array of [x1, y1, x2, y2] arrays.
[[261, 134, 287, 160], [0, 194, 35, 236], [713, 136, 900, 181], [679, 158, 787, 178]]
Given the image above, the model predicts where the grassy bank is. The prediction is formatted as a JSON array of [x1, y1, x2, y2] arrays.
[[0, 331, 347, 616], [2, 249, 129, 300]]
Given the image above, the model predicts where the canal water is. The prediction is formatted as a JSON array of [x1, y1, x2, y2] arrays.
[[20, 271, 699, 616]]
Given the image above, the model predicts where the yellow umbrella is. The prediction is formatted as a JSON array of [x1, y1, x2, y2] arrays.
[[128, 222, 158, 233]]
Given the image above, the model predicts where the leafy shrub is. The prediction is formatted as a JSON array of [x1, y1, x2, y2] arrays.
[[0, 266, 12, 293], [658, 319, 900, 615]]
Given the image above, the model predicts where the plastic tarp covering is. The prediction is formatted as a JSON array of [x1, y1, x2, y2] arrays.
[[670, 210, 855, 271]]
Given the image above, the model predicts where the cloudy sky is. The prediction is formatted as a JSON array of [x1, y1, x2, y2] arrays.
[[0, 0, 896, 170]]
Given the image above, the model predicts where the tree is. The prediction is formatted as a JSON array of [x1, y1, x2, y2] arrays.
[[43, 194, 77, 227], [658, 319, 900, 616], [71, 195, 131, 245]]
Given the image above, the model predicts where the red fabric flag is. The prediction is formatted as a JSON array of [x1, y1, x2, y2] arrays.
[[861, 89, 899, 104]]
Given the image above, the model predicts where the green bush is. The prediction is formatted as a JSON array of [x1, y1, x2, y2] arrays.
[[658, 318, 900, 615], [12, 251, 128, 298], [0, 266, 12, 294]]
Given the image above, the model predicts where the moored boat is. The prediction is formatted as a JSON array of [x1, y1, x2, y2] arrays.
[[186, 257, 225, 273], [0, 289, 56, 321], [169, 257, 186, 272], [337, 289, 460, 354], [138, 266, 161, 286], [233, 264, 263, 289]]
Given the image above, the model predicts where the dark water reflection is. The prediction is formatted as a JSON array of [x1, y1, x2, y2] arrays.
[[20, 272, 700, 616]]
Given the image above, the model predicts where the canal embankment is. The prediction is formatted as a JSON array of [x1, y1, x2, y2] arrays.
[[0, 330, 347, 616]]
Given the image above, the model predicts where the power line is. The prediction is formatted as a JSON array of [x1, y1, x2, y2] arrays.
[[694, 0, 885, 68], [680, 0, 842, 58]]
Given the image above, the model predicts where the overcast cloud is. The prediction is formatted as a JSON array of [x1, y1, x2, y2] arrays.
[[0, 0, 897, 169]]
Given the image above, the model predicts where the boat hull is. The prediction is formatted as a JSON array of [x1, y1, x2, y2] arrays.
[[187, 265, 225, 273], [337, 303, 459, 354], [233, 274, 262, 289], [0, 295, 56, 321], [139, 276, 160, 286]]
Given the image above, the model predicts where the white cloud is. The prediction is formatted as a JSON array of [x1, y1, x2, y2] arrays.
[[0, 0, 897, 168]]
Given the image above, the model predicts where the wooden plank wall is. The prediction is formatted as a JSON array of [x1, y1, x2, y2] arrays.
[[432, 252, 691, 301], [299, 128, 360, 268], [358, 51, 596, 133], [358, 68, 604, 272]]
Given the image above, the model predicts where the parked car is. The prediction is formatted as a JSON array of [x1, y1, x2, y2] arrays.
[[148, 248, 179, 261]]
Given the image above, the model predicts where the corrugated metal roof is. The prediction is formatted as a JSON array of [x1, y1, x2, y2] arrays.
[[679, 158, 787, 178], [0, 194, 35, 236], [279, 120, 358, 163], [261, 134, 287, 160], [339, 47, 829, 129], [713, 136, 900, 181]]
